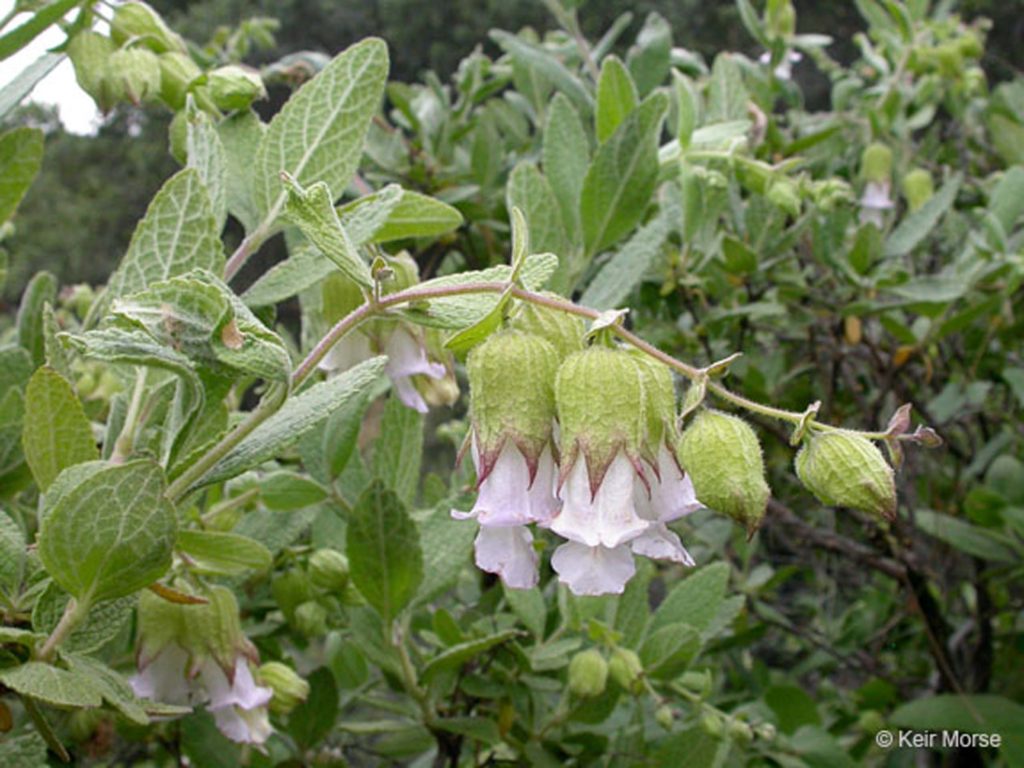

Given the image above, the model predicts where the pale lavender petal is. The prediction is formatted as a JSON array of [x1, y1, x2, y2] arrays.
[[526, 445, 560, 525], [199, 658, 272, 712], [392, 374, 430, 413], [630, 523, 695, 565], [552, 454, 648, 548], [213, 704, 273, 744], [318, 332, 372, 373], [130, 643, 192, 706], [551, 541, 636, 596], [474, 525, 538, 589], [859, 181, 893, 228], [385, 327, 446, 380], [638, 445, 704, 523], [471, 441, 534, 526]]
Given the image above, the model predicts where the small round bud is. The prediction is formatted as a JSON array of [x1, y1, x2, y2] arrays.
[[272, 569, 315, 623], [728, 718, 754, 743], [258, 662, 310, 715], [207, 65, 267, 111], [700, 712, 724, 738], [957, 30, 984, 59], [858, 710, 885, 735], [509, 298, 585, 361], [111, 2, 186, 54], [608, 648, 645, 695], [105, 48, 162, 105], [468, 330, 559, 466], [860, 143, 893, 184], [568, 649, 608, 698], [756, 722, 777, 741], [294, 600, 329, 638], [901, 168, 934, 212], [309, 548, 350, 592], [383, 252, 420, 293], [557, 346, 646, 481], [677, 410, 770, 535], [766, 0, 796, 37], [158, 52, 201, 110], [67, 32, 115, 107], [767, 179, 801, 217], [655, 705, 675, 729], [795, 431, 896, 520]]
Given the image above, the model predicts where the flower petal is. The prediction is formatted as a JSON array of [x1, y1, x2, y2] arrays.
[[318, 332, 372, 373], [474, 525, 538, 589], [130, 643, 192, 705], [199, 658, 272, 712], [385, 327, 446, 380], [552, 453, 648, 548], [630, 523, 695, 565], [213, 704, 273, 744], [636, 445, 704, 523], [551, 541, 636, 596]]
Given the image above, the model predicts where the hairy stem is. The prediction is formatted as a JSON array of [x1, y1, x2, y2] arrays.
[[37, 597, 89, 663], [110, 367, 148, 464]]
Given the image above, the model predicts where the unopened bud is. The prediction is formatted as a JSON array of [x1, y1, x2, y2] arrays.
[[258, 662, 310, 715], [901, 167, 934, 212], [158, 52, 201, 110], [309, 549, 350, 592], [294, 600, 329, 638], [68, 32, 115, 107], [629, 351, 676, 453], [656, 705, 675, 729], [272, 569, 315, 623], [958, 30, 984, 59], [608, 648, 644, 695], [207, 65, 266, 111], [766, 0, 796, 37], [105, 48, 162, 105], [568, 649, 608, 698], [509, 298, 585, 361], [756, 722, 777, 741], [767, 179, 801, 217], [677, 410, 770, 535], [795, 431, 897, 520], [728, 718, 754, 743], [700, 712, 724, 738], [111, 2, 186, 54], [168, 109, 188, 164], [383, 252, 420, 293], [861, 143, 892, 184]]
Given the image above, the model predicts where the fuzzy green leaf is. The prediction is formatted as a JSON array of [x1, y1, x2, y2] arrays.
[[347, 480, 422, 624], [185, 105, 228, 232], [37, 460, 177, 603], [253, 38, 388, 230], [595, 56, 638, 143], [648, 561, 730, 636], [32, 582, 134, 654], [107, 169, 224, 300], [21, 367, 98, 493], [0, 662, 103, 708], [0, 510, 25, 599], [177, 529, 273, 575], [372, 395, 423, 506], [543, 94, 589, 247], [0, 127, 44, 223]]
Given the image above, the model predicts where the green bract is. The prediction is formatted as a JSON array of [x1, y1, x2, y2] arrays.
[[677, 410, 770, 535], [795, 431, 898, 520], [467, 329, 559, 468], [509, 296, 585, 360], [568, 650, 608, 698]]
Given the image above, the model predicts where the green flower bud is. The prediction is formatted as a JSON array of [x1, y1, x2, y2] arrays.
[[728, 718, 754, 743], [608, 648, 644, 695], [556, 346, 646, 488], [111, 2, 186, 54], [67, 32, 115, 106], [207, 65, 266, 112], [309, 548, 350, 592], [957, 30, 984, 59], [700, 712, 724, 738], [62, 284, 96, 320], [756, 722, 777, 741], [858, 710, 885, 734], [257, 662, 310, 715], [509, 297, 585, 361], [861, 143, 893, 184], [934, 42, 963, 78], [677, 410, 770, 535], [468, 329, 559, 472], [766, 0, 796, 38], [655, 705, 675, 729], [383, 252, 420, 293], [294, 600, 329, 638], [180, 586, 248, 673], [105, 48, 162, 105], [158, 52, 201, 110], [136, 588, 186, 667], [901, 168, 934, 212], [795, 431, 896, 520], [567, 649, 608, 698], [767, 179, 801, 217], [272, 569, 315, 623]]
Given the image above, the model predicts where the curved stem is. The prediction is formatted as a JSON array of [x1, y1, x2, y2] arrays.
[[291, 279, 878, 435], [37, 597, 89, 663]]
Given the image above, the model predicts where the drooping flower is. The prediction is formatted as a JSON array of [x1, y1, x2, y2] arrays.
[[858, 143, 894, 228], [451, 329, 561, 588], [549, 348, 702, 595], [130, 587, 273, 746]]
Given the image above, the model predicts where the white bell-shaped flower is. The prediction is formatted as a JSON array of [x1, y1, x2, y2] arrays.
[[473, 525, 540, 589], [550, 452, 649, 549], [384, 326, 447, 413], [550, 541, 636, 596]]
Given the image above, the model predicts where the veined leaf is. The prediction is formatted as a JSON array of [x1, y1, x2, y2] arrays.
[[22, 367, 98, 492], [0, 53, 61, 119], [415, 505, 476, 606], [507, 162, 570, 266], [0, 127, 44, 223], [648, 561, 730, 636], [489, 31, 592, 116], [253, 38, 388, 230], [580, 205, 671, 310], [626, 12, 672, 97], [107, 169, 224, 300], [372, 395, 422, 505], [186, 104, 228, 232], [421, 629, 520, 683], [0, 662, 103, 708], [199, 356, 386, 487], [0, 510, 25, 599], [347, 480, 423, 624], [283, 175, 373, 288], [580, 93, 668, 256], [0, 0, 79, 62], [366, 189, 463, 243], [884, 174, 961, 257], [337, 183, 404, 244], [37, 460, 177, 603], [64, 654, 150, 726], [31, 582, 134, 654], [16, 270, 56, 368], [217, 109, 265, 233], [177, 529, 273, 575]]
